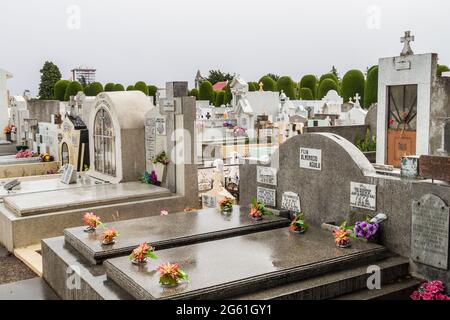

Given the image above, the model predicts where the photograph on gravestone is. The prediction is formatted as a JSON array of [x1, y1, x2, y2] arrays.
[[256, 166, 277, 186], [300, 147, 322, 171], [257, 186, 276, 207], [202, 194, 217, 208], [155, 118, 166, 136], [281, 191, 301, 212], [412, 194, 449, 270], [350, 182, 377, 211], [400, 156, 419, 178]]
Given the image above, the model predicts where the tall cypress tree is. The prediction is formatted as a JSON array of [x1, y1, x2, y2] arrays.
[[38, 61, 62, 100]]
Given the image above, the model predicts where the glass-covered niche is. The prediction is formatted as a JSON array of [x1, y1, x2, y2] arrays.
[[93, 108, 116, 176]]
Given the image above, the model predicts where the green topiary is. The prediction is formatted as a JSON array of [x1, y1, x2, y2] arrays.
[[189, 88, 199, 99], [299, 87, 314, 100], [64, 81, 83, 101], [258, 76, 277, 91], [319, 73, 339, 87], [38, 61, 62, 100], [53, 80, 70, 101], [317, 79, 339, 99], [437, 64, 450, 76], [104, 83, 116, 92], [114, 83, 124, 91], [134, 81, 149, 95], [214, 90, 225, 107], [276, 76, 296, 100], [198, 80, 215, 103], [126, 85, 135, 91], [84, 82, 104, 96], [248, 82, 258, 91], [364, 66, 378, 108], [223, 85, 232, 105], [148, 85, 158, 104], [341, 69, 365, 105], [299, 75, 318, 99]]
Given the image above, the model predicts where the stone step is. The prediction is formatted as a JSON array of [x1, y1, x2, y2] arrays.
[[233, 255, 409, 300], [0, 278, 59, 300], [105, 227, 389, 300], [334, 276, 421, 300], [4, 182, 171, 216], [64, 206, 290, 265]]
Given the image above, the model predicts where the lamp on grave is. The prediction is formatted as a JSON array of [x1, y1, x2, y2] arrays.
[[400, 31, 415, 56]]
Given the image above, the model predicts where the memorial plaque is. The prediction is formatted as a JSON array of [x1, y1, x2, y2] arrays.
[[145, 118, 157, 162], [60, 164, 77, 185], [256, 166, 277, 186], [350, 182, 376, 211], [155, 118, 166, 136], [300, 148, 322, 171], [281, 191, 301, 212], [412, 194, 449, 270], [257, 187, 276, 207]]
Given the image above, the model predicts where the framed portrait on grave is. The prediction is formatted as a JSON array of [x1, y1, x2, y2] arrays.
[[350, 182, 376, 211]]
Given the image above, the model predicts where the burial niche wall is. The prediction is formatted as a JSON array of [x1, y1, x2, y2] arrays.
[[88, 91, 151, 183]]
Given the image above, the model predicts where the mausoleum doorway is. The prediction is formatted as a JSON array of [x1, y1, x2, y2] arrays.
[[61, 142, 69, 166], [386, 84, 417, 167]]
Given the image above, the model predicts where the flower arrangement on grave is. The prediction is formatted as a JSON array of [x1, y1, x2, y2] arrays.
[[82, 212, 103, 232], [333, 222, 353, 248], [40, 153, 54, 162], [249, 197, 272, 221], [289, 212, 309, 234], [232, 126, 247, 137], [152, 151, 170, 166], [184, 207, 197, 214], [3, 124, 16, 139], [15, 149, 35, 159], [218, 196, 234, 213], [410, 280, 450, 300], [353, 219, 379, 240], [100, 228, 119, 245], [156, 262, 188, 286], [129, 242, 158, 264], [160, 208, 169, 216], [141, 170, 161, 186]]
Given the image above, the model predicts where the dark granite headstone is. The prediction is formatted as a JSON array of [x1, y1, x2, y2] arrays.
[[412, 194, 449, 270], [105, 227, 386, 300], [64, 206, 289, 264]]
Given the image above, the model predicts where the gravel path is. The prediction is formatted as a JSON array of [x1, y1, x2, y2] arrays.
[[0, 245, 36, 285]]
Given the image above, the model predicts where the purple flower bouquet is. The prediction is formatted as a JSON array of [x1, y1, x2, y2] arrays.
[[353, 221, 379, 240]]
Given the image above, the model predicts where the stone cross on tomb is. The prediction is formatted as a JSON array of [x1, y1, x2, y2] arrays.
[[348, 96, 353, 103], [259, 82, 264, 92], [353, 93, 361, 107], [400, 31, 415, 56]]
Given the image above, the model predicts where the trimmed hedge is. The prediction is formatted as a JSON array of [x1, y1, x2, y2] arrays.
[[84, 82, 104, 96], [134, 81, 149, 95], [114, 83, 125, 91], [189, 88, 199, 99], [148, 85, 158, 104], [437, 64, 450, 76], [258, 76, 277, 91], [126, 85, 135, 91], [248, 82, 258, 91], [299, 74, 318, 99], [223, 85, 232, 105], [299, 87, 314, 100], [64, 81, 83, 101], [317, 79, 339, 99], [53, 80, 70, 101], [364, 66, 378, 108], [199, 80, 215, 103], [214, 90, 225, 107], [341, 69, 365, 105], [276, 76, 296, 100], [104, 83, 116, 92], [319, 73, 339, 87]]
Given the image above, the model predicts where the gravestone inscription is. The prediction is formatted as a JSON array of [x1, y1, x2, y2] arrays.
[[281, 191, 301, 212], [300, 147, 322, 170], [257, 187, 276, 207], [350, 182, 376, 211], [256, 166, 277, 186], [145, 118, 157, 162], [412, 194, 449, 270]]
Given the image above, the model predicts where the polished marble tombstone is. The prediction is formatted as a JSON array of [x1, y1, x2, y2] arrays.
[[64, 206, 289, 264], [4, 182, 171, 217], [105, 226, 386, 300]]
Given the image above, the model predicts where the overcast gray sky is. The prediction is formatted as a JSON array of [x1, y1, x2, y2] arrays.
[[1, 0, 449, 96]]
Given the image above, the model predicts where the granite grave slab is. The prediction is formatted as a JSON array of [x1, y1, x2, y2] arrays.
[[105, 226, 386, 300], [4, 182, 171, 217], [65, 206, 290, 264]]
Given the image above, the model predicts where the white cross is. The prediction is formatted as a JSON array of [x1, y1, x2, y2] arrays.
[[353, 93, 361, 105], [400, 31, 414, 56]]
